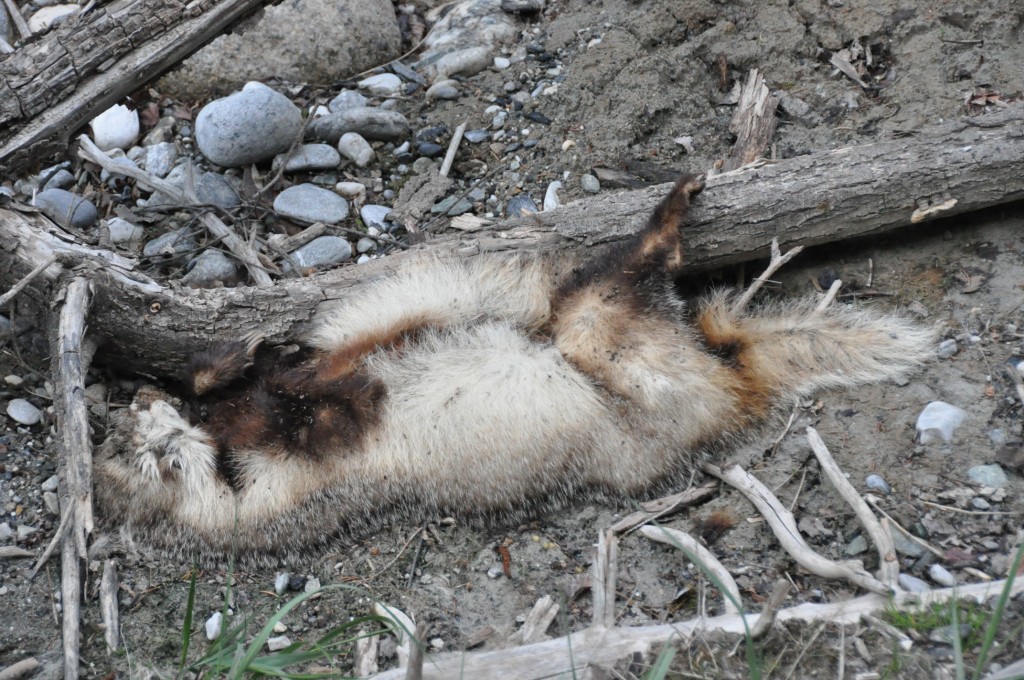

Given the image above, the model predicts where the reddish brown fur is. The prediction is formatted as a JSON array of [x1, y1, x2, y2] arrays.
[[696, 309, 774, 421]]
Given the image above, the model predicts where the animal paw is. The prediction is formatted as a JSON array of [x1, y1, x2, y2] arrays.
[[129, 396, 217, 490]]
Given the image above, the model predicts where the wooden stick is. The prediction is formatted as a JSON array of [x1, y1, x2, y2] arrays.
[[28, 505, 71, 579], [0, 256, 58, 308], [702, 462, 889, 595], [731, 238, 805, 314], [591, 530, 618, 629], [806, 427, 900, 590], [77, 136, 273, 287], [749, 579, 791, 639], [439, 121, 466, 178], [405, 622, 427, 680], [864, 495, 944, 558], [640, 525, 742, 616], [0, 658, 40, 680], [100, 559, 120, 653], [814, 279, 843, 314], [353, 633, 380, 677], [507, 596, 559, 646], [610, 483, 718, 533], [1, 0, 30, 40], [371, 577, 1024, 679], [50, 275, 95, 680]]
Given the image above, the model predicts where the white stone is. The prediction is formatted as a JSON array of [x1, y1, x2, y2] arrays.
[[493, 56, 511, 70], [337, 132, 375, 168], [42, 475, 59, 492], [7, 398, 42, 425], [543, 181, 562, 211], [358, 73, 403, 97], [915, 401, 967, 444], [4, 375, 23, 387], [928, 564, 956, 587], [90, 104, 141, 152], [105, 217, 144, 244], [205, 612, 222, 640], [335, 181, 367, 204], [267, 635, 292, 652], [28, 4, 79, 33]]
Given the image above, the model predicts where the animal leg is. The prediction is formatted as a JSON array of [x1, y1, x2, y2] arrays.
[[184, 331, 264, 396]]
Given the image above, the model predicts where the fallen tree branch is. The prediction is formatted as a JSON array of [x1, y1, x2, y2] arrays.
[[701, 462, 889, 595], [639, 525, 742, 616], [610, 482, 718, 533]]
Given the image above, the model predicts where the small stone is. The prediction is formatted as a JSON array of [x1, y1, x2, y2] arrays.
[[328, 89, 369, 112], [335, 181, 367, 203], [287, 575, 306, 591], [42, 169, 75, 191], [85, 383, 107, 404], [967, 464, 1008, 488], [196, 172, 241, 209], [464, 129, 489, 144], [273, 622, 288, 634], [357, 254, 371, 264], [360, 205, 392, 231], [205, 612, 223, 640], [105, 217, 144, 244], [277, 144, 341, 173], [0, 523, 11, 542], [865, 474, 891, 494], [274, 184, 350, 224], [892, 532, 926, 558], [543, 181, 562, 211], [7, 398, 42, 425], [493, 56, 511, 70], [4, 375, 22, 387], [274, 572, 290, 595], [412, 157, 435, 174], [897, 573, 931, 593], [468, 187, 486, 202], [845, 535, 868, 556], [43, 492, 59, 515], [929, 624, 971, 646], [42, 475, 59, 492], [487, 566, 503, 579], [429, 638, 445, 651], [434, 46, 492, 80], [915, 401, 967, 444], [304, 577, 321, 594], [581, 174, 600, 194], [33, 189, 97, 229], [426, 80, 461, 100], [287, 236, 352, 270], [267, 635, 292, 652], [183, 250, 237, 286], [337, 133, 375, 168], [988, 429, 1006, 445], [970, 497, 991, 510], [17, 525, 37, 540], [417, 142, 444, 158], [143, 229, 198, 257], [143, 142, 178, 178], [100, 155, 140, 185], [309, 107, 409, 143], [506, 194, 539, 217], [937, 339, 958, 359], [357, 237, 377, 254], [195, 82, 302, 167], [143, 117, 176, 146], [928, 564, 956, 587], [358, 73, 403, 97]]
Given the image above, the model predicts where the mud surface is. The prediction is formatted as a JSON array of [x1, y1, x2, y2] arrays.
[[2, 0, 1024, 677]]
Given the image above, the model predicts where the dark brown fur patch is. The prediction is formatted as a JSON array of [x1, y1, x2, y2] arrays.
[[184, 341, 255, 396], [696, 309, 774, 421]]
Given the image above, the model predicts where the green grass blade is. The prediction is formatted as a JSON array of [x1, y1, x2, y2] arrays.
[[972, 541, 1024, 680], [177, 565, 198, 677], [644, 644, 677, 680], [951, 595, 965, 680]]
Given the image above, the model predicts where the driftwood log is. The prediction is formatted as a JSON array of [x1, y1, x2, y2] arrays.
[[0, 0, 266, 176], [0, 106, 1022, 379]]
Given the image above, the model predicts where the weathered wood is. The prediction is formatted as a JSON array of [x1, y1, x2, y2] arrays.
[[0, 0, 266, 175], [0, 107, 1022, 378]]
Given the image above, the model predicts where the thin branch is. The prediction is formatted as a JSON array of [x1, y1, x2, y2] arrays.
[[0, 256, 57, 308], [640, 525, 742, 616], [439, 121, 467, 178], [591, 530, 618, 628], [405, 622, 427, 680], [100, 559, 120, 653], [1, 0, 31, 40], [813, 279, 843, 315], [610, 482, 718, 533], [702, 462, 889, 595], [731, 238, 805, 314], [749, 579, 792, 639]]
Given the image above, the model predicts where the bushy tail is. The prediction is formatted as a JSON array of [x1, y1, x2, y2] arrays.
[[697, 292, 937, 415]]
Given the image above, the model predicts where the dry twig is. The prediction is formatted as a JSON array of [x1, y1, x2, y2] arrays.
[[610, 483, 718, 533], [640, 525, 742, 615], [731, 238, 805, 314], [749, 579, 792, 639], [439, 121, 467, 178], [592, 530, 619, 628]]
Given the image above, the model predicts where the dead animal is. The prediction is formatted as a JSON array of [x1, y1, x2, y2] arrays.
[[95, 175, 935, 562]]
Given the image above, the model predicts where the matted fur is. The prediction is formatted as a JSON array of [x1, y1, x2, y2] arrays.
[[95, 179, 937, 563]]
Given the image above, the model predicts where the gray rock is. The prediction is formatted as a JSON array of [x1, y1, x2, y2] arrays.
[[34, 189, 97, 229], [937, 338, 958, 359], [927, 564, 956, 587], [417, 142, 444, 158], [464, 129, 489, 144], [431, 195, 473, 216], [42, 169, 75, 191], [43, 492, 59, 515], [288, 237, 352, 270], [105, 217, 144, 244], [267, 635, 292, 652], [274, 184, 349, 224], [143, 116, 177, 146], [581, 174, 600, 194], [183, 250, 237, 286], [0, 523, 11, 542], [144, 142, 178, 178], [506, 194, 538, 217], [433, 46, 492, 80], [195, 83, 302, 167], [274, 572, 290, 595], [7, 398, 42, 425], [0, 4, 10, 44], [501, 0, 544, 11], [897, 573, 931, 593], [892, 531, 926, 558], [929, 624, 971, 645], [329, 90, 369, 112], [158, 0, 401, 98], [426, 80, 461, 100], [276, 144, 342, 173], [335, 181, 367, 203], [143, 228, 198, 257], [360, 204, 392, 231], [971, 497, 991, 511], [967, 464, 1008, 488], [42, 475, 59, 492], [845, 535, 868, 556], [356, 237, 377, 254], [543, 181, 562, 210], [358, 73, 403, 97], [468, 187, 486, 201], [100, 156, 140, 184], [865, 474, 891, 494], [337, 133, 375, 168], [412, 157, 435, 174], [493, 56, 511, 69], [16, 524, 36, 540], [196, 172, 241, 209], [205, 612, 222, 641], [308, 107, 409, 143]]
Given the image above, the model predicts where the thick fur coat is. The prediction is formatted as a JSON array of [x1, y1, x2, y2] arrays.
[[95, 177, 935, 561]]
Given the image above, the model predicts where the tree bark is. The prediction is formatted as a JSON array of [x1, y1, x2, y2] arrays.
[[0, 106, 1022, 378], [0, 0, 266, 175]]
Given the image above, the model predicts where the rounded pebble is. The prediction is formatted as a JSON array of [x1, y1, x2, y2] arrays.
[[7, 398, 41, 425], [205, 612, 222, 641], [417, 142, 444, 158], [274, 572, 290, 595], [183, 250, 237, 286], [309, 107, 410, 143], [105, 217, 144, 244], [335, 181, 367, 203], [865, 474, 891, 494], [277, 143, 341, 173], [928, 564, 956, 587], [337, 133, 375, 168], [543, 181, 562, 211], [493, 56, 511, 70], [360, 204, 392, 231], [196, 172, 241, 209], [358, 73, 403, 97], [967, 464, 1008, 488], [143, 142, 178, 178], [274, 184, 350, 224], [143, 228, 198, 257], [42, 169, 75, 191], [897, 573, 931, 593], [42, 475, 59, 492], [195, 82, 302, 167], [426, 80, 461, 100], [34, 189, 97, 229], [356, 237, 377, 254], [90, 104, 140, 151], [435, 46, 492, 80], [937, 338, 958, 359], [287, 236, 353, 270], [581, 174, 600, 194], [328, 89, 369, 112], [464, 129, 489, 144], [267, 635, 292, 652]]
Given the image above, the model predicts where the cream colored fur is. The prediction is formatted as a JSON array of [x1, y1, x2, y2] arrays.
[[95, 255, 936, 562]]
